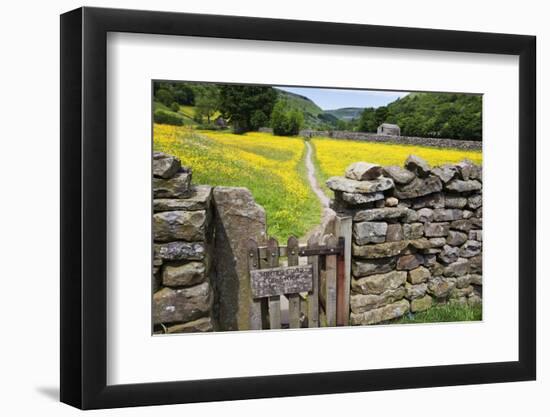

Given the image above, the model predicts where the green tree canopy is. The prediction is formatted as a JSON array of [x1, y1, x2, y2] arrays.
[[154, 82, 195, 105], [271, 101, 304, 136], [358, 93, 482, 140], [194, 85, 220, 124], [218, 85, 277, 133]]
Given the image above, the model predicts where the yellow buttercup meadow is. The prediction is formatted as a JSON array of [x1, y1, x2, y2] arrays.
[[154, 125, 482, 240]]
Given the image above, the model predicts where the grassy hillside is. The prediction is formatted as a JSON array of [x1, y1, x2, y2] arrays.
[[275, 90, 365, 129], [323, 107, 363, 121], [275, 89, 326, 129]]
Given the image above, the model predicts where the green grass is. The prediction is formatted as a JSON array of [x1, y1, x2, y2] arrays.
[[153, 101, 198, 126], [390, 303, 482, 324]]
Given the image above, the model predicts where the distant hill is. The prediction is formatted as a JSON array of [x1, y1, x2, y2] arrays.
[[275, 89, 326, 128], [276, 89, 365, 128], [323, 107, 364, 121], [360, 92, 482, 140]]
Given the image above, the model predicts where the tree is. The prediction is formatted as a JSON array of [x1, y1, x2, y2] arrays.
[[218, 85, 277, 133], [270, 101, 288, 135], [170, 102, 180, 112], [156, 88, 174, 107], [287, 110, 304, 135], [357, 107, 377, 132], [250, 110, 269, 130], [173, 84, 195, 105], [374, 106, 388, 126], [194, 85, 220, 124], [271, 101, 304, 136], [357, 93, 482, 140]]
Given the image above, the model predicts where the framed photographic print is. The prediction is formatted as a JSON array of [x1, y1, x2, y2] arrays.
[[60, 6, 536, 409]]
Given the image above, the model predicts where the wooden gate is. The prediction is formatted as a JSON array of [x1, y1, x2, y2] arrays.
[[247, 216, 352, 330]]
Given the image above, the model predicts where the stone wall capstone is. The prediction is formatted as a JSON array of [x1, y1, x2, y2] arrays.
[[327, 155, 483, 325]]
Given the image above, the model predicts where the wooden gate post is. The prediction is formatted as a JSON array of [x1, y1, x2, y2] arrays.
[[287, 236, 301, 328], [336, 216, 352, 326], [266, 237, 281, 329], [247, 239, 262, 330], [324, 234, 338, 327], [307, 233, 320, 328]]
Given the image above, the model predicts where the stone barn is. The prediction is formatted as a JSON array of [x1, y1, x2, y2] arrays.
[[377, 123, 401, 136]]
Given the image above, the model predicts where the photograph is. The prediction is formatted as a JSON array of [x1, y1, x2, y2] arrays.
[[151, 81, 483, 334], [53, 3, 538, 411]]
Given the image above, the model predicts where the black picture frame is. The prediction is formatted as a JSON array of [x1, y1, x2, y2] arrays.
[[60, 6, 536, 410]]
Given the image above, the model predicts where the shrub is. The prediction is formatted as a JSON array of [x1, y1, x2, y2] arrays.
[[287, 110, 304, 136], [154, 110, 183, 126], [271, 102, 304, 136], [250, 110, 269, 130], [170, 102, 180, 112]]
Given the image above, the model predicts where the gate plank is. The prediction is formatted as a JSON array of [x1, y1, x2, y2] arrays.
[[266, 237, 281, 329], [336, 216, 352, 326], [307, 232, 320, 328], [324, 234, 338, 327], [287, 236, 301, 328], [247, 239, 262, 330]]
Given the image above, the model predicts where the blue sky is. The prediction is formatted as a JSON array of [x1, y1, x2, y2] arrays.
[[277, 86, 409, 110]]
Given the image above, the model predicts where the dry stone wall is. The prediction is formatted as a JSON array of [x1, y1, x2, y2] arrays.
[[258, 128, 482, 150], [152, 152, 216, 333], [327, 155, 483, 325], [152, 152, 268, 333]]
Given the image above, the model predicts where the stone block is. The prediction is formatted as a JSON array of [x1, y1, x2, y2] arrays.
[[153, 185, 212, 212], [153, 282, 212, 324], [438, 244, 460, 264], [397, 253, 424, 270], [154, 241, 206, 261], [424, 222, 450, 237], [403, 223, 424, 239], [153, 152, 182, 179], [153, 171, 192, 198], [153, 210, 207, 242], [382, 165, 416, 184], [411, 295, 432, 312], [352, 257, 397, 278], [350, 287, 406, 313], [345, 162, 383, 181], [408, 266, 431, 284], [446, 230, 468, 246], [405, 282, 428, 300], [386, 223, 404, 242], [353, 240, 408, 259], [460, 240, 482, 258], [351, 270, 407, 295], [427, 277, 456, 298], [162, 261, 206, 287], [350, 299, 410, 325], [394, 176, 442, 199], [353, 221, 388, 245], [353, 207, 408, 222], [327, 176, 394, 194], [443, 258, 470, 277], [405, 155, 431, 177]]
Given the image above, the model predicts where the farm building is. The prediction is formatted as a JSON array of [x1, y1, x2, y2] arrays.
[[377, 123, 401, 136]]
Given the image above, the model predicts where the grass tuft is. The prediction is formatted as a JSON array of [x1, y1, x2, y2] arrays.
[[391, 302, 482, 324]]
